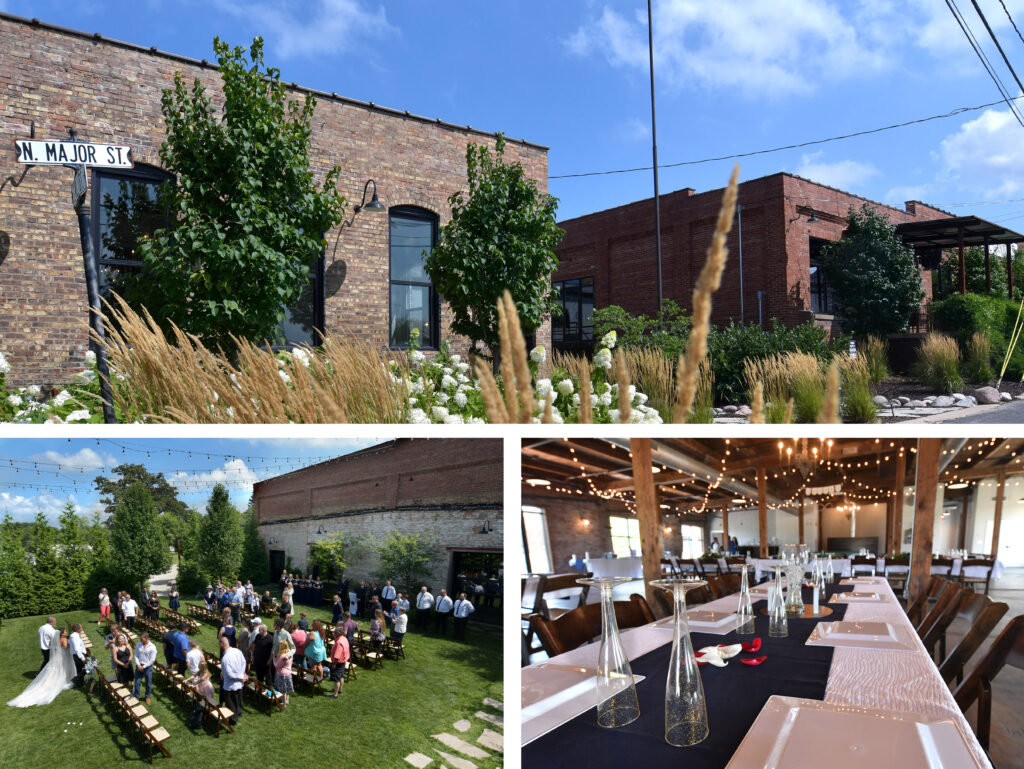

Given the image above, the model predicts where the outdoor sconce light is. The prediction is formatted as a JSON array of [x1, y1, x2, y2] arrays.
[[478, 520, 493, 535], [807, 211, 820, 223], [354, 179, 386, 214], [580, 514, 591, 527]]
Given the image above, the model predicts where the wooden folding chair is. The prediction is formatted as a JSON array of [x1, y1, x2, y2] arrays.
[[528, 594, 655, 658], [938, 593, 1009, 685], [919, 583, 965, 659], [850, 556, 876, 576], [959, 558, 994, 595], [953, 615, 1024, 751], [905, 575, 945, 627], [708, 573, 741, 599]]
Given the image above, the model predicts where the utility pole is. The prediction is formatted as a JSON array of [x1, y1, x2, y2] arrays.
[[648, 0, 663, 310]]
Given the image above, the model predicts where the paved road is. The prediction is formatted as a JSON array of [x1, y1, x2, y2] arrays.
[[921, 399, 1024, 424]]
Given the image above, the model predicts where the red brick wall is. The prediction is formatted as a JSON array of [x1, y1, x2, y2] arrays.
[[0, 15, 549, 387], [555, 172, 947, 337]]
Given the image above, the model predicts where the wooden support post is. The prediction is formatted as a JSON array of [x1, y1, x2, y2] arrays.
[[818, 500, 824, 551], [798, 495, 805, 546], [984, 235, 991, 293], [992, 470, 1006, 559], [721, 503, 730, 546], [958, 227, 967, 295], [1008, 243, 1014, 300], [631, 439, 664, 615], [758, 466, 768, 558], [958, 494, 968, 551], [884, 496, 894, 554], [892, 450, 906, 554], [908, 439, 942, 604]]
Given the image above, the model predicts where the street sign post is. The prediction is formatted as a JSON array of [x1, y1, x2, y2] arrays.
[[13, 139, 133, 168], [71, 166, 87, 209]]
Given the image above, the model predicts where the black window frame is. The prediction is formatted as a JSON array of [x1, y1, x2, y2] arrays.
[[271, 253, 326, 350], [808, 237, 836, 316], [388, 205, 440, 350], [552, 276, 595, 344]]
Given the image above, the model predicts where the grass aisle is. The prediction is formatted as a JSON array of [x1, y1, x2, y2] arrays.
[[0, 601, 502, 768]]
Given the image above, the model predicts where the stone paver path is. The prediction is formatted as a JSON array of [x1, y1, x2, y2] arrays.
[[477, 729, 503, 752], [405, 697, 502, 769], [453, 719, 472, 732]]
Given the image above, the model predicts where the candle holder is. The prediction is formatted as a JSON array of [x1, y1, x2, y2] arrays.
[[649, 578, 709, 747], [577, 576, 640, 728]]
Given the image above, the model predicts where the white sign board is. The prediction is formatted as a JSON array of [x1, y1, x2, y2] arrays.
[[14, 139, 134, 168]]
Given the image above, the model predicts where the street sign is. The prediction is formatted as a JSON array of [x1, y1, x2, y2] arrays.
[[71, 166, 87, 209], [13, 139, 133, 168]]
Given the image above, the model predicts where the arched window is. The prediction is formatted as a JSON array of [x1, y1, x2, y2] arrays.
[[389, 206, 439, 348]]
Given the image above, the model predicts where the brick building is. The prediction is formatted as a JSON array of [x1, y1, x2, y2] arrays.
[[551, 171, 950, 348], [251, 438, 503, 600], [0, 13, 548, 386]]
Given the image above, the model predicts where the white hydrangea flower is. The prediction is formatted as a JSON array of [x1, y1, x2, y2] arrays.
[[291, 348, 311, 367], [408, 396, 419, 407], [26, 385, 41, 397], [53, 390, 73, 407], [442, 366, 453, 377], [556, 378, 574, 396], [431, 405, 449, 422], [0, 351, 9, 374], [84, 350, 96, 366], [443, 414, 465, 425], [599, 391, 613, 407], [635, 392, 649, 405], [436, 391, 450, 404], [601, 330, 617, 349], [626, 384, 637, 401], [454, 391, 468, 408], [450, 354, 462, 364], [276, 358, 286, 368], [457, 372, 470, 382], [410, 350, 426, 364], [536, 378, 552, 398], [409, 380, 424, 395], [441, 374, 457, 390], [456, 362, 471, 374], [278, 369, 291, 384], [66, 408, 90, 422], [593, 347, 612, 370], [466, 416, 486, 424], [407, 408, 429, 424], [608, 408, 621, 423], [226, 406, 235, 418], [572, 393, 581, 407], [7, 394, 23, 406], [530, 345, 546, 364]]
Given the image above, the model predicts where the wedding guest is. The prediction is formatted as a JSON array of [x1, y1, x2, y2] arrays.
[[273, 640, 294, 707], [219, 636, 247, 725], [370, 610, 386, 653], [122, 593, 138, 631], [98, 588, 111, 626], [237, 620, 252, 666], [433, 589, 453, 635], [367, 594, 382, 619], [218, 616, 237, 653], [261, 590, 275, 612], [282, 580, 294, 608], [290, 621, 307, 670], [113, 633, 133, 685], [141, 585, 151, 619], [272, 618, 295, 654], [381, 579, 397, 605], [416, 586, 434, 631], [710, 537, 721, 554], [483, 576, 499, 608], [332, 594, 344, 624], [248, 587, 261, 615], [104, 623, 126, 669], [194, 661, 215, 704], [229, 584, 244, 626], [355, 581, 367, 617], [38, 616, 58, 671], [133, 631, 157, 704], [453, 592, 474, 641], [729, 536, 739, 555], [185, 640, 203, 681], [278, 594, 293, 622], [342, 612, 358, 644], [327, 625, 350, 699], [149, 591, 161, 620], [397, 593, 410, 614], [172, 624, 190, 675], [305, 620, 327, 681], [297, 612, 310, 631], [69, 624, 87, 687], [204, 585, 216, 611], [391, 608, 408, 644], [162, 628, 177, 667], [168, 584, 180, 612], [251, 624, 274, 687]]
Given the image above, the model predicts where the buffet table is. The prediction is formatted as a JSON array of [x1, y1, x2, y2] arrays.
[[522, 577, 989, 768]]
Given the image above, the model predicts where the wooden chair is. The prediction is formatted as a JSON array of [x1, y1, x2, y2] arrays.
[[660, 558, 678, 577], [653, 584, 712, 616], [528, 594, 656, 658], [919, 583, 965, 659], [905, 575, 945, 627], [535, 573, 592, 621], [959, 558, 994, 595], [384, 637, 405, 660], [931, 556, 954, 577], [707, 573, 741, 599], [937, 593, 1009, 685], [883, 561, 909, 594], [850, 556, 876, 576], [723, 556, 746, 574], [953, 615, 1024, 750], [696, 559, 721, 578]]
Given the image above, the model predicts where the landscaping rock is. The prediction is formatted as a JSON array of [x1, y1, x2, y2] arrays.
[[723, 405, 739, 414], [931, 395, 957, 408], [1015, 393, 1024, 401], [973, 386, 1001, 405], [954, 398, 974, 408], [1001, 392, 1012, 402], [736, 405, 752, 416], [951, 393, 966, 401], [872, 395, 889, 405], [907, 400, 928, 408], [898, 397, 911, 405]]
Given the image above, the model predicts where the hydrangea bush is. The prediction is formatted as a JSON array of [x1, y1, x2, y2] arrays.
[[0, 350, 106, 424]]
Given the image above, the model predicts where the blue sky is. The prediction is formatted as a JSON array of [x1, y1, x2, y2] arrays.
[[0, 437, 381, 523], [6, 1, 1024, 225]]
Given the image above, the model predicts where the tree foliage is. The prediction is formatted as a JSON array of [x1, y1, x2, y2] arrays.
[[124, 37, 346, 350], [935, 245, 1017, 299], [240, 508, 270, 585], [593, 299, 693, 361], [371, 531, 442, 593], [0, 514, 36, 619], [821, 205, 925, 337], [308, 531, 365, 581], [94, 463, 192, 549], [198, 484, 244, 584], [424, 133, 563, 357], [109, 483, 171, 591]]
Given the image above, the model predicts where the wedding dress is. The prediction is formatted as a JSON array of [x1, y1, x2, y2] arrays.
[[7, 640, 76, 707]]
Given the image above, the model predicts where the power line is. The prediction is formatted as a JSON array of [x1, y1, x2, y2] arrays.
[[971, 0, 1024, 102], [549, 95, 1024, 180], [997, 0, 1024, 49]]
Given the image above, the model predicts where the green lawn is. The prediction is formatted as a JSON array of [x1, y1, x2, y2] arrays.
[[0, 601, 503, 769]]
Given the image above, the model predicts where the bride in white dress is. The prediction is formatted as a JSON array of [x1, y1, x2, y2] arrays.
[[7, 628, 76, 707]]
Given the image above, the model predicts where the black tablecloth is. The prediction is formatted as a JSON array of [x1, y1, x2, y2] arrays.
[[523, 583, 854, 768]]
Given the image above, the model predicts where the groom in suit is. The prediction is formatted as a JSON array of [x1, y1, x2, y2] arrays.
[[69, 623, 87, 686], [38, 616, 58, 671]]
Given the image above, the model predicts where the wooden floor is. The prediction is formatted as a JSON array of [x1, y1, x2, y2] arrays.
[[525, 569, 1024, 767]]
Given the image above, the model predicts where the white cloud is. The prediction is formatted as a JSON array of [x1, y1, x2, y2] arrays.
[[0, 492, 103, 524], [249, 437, 379, 451], [32, 448, 117, 472], [215, 0, 396, 60], [794, 151, 880, 190], [169, 458, 259, 493], [621, 117, 651, 142], [935, 106, 1024, 197]]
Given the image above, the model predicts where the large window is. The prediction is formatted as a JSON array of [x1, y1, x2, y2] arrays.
[[609, 515, 641, 558], [809, 237, 835, 315], [680, 524, 704, 559], [552, 277, 595, 345], [521, 505, 553, 574], [390, 206, 439, 348], [93, 166, 324, 347]]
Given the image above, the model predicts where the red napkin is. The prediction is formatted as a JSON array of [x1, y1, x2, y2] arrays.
[[740, 656, 767, 666]]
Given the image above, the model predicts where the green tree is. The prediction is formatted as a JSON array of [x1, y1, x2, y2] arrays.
[[56, 502, 93, 611], [424, 133, 563, 358], [371, 531, 442, 594], [30, 510, 65, 613], [240, 508, 270, 585], [936, 246, 1012, 299], [109, 483, 172, 591], [593, 299, 693, 360], [94, 463, 192, 549], [308, 531, 364, 582], [0, 514, 35, 619], [122, 37, 345, 351], [198, 484, 243, 584], [821, 205, 925, 336]]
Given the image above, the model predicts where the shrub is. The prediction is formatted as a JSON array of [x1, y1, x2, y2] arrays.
[[788, 353, 827, 423], [840, 356, 878, 423], [859, 335, 889, 384], [915, 333, 963, 393], [592, 299, 693, 362], [963, 331, 994, 383], [930, 293, 1024, 380]]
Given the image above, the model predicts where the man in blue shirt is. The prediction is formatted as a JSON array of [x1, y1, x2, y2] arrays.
[[172, 624, 191, 675]]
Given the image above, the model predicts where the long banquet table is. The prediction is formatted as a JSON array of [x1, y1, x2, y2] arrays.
[[521, 578, 990, 768]]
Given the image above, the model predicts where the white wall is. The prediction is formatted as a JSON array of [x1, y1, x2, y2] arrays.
[[966, 474, 1024, 566], [708, 504, 817, 548]]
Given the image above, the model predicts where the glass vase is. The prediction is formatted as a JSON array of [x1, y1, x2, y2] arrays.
[[785, 549, 807, 614], [769, 566, 788, 637], [649, 578, 709, 747], [735, 564, 755, 635], [577, 576, 640, 728]]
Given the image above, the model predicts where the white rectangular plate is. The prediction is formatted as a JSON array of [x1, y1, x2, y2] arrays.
[[654, 612, 741, 635], [521, 664, 646, 745], [726, 696, 983, 769], [687, 609, 739, 627], [806, 621, 917, 651], [830, 591, 884, 603], [842, 576, 884, 584]]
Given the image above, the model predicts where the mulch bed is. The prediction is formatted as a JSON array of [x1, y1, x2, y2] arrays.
[[873, 376, 1024, 422]]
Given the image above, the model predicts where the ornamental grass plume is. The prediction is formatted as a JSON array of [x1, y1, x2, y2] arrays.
[[818, 360, 841, 424], [96, 295, 405, 423], [621, 346, 674, 419], [474, 359, 508, 423], [614, 349, 632, 424], [673, 164, 739, 422], [554, 349, 595, 424], [479, 290, 536, 424], [750, 381, 764, 424]]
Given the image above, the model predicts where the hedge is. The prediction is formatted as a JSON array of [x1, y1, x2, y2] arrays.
[[930, 294, 1024, 380]]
